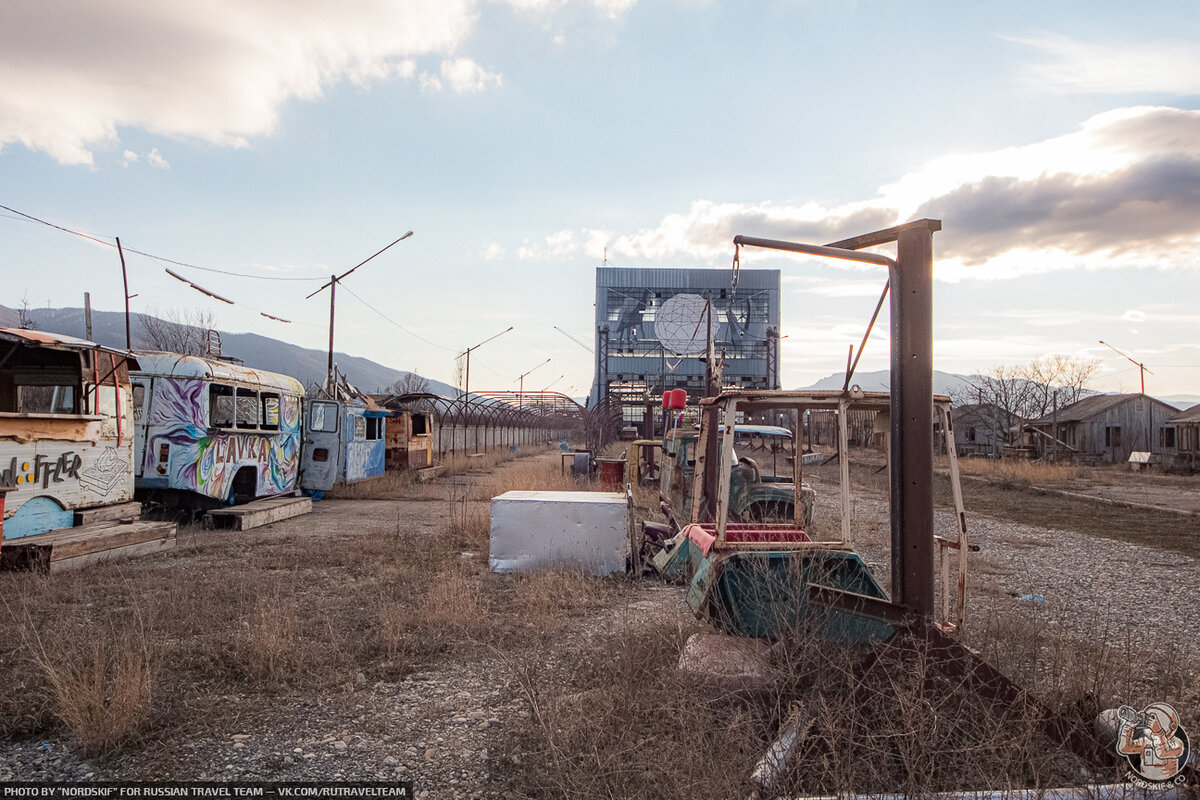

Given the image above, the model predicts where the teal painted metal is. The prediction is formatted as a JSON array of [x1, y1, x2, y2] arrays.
[[687, 548, 894, 641], [4, 496, 75, 539]]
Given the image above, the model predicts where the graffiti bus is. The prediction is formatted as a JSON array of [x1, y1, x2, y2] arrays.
[[0, 328, 140, 540], [131, 352, 304, 509]]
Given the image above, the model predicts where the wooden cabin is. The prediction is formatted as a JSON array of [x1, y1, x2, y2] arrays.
[[1162, 403, 1200, 472], [1026, 393, 1180, 464], [952, 403, 1018, 458]]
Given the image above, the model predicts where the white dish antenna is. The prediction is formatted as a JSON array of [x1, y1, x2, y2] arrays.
[[655, 293, 717, 355]]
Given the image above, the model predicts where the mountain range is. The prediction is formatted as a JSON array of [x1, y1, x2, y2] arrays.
[[4, 304, 1197, 410]]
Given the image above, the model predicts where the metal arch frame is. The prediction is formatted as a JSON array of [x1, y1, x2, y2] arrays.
[[734, 218, 941, 620]]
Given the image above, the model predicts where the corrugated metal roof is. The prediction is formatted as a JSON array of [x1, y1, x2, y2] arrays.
[[0, 327, 136, 366], [1028, 393, 1175, 425], [1170, 403, 1200, 423]]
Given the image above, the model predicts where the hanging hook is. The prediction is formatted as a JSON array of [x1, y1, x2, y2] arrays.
[[730, 242, 741, 294]]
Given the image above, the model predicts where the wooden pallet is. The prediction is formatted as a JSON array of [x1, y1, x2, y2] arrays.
[[1, 518, 177, 572], [204, 494, 312, 531]]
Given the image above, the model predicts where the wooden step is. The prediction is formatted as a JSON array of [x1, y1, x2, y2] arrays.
[[204, 494, 312, 531], [74, 500, 142, 526], [1, 518, 177, 572]]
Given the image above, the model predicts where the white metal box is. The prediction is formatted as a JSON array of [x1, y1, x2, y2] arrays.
[[489, 490, 628, 575]]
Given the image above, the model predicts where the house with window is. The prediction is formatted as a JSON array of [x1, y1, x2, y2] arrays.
[[1026, 393, 1180, 463], [1162, 403, 1200, 471], [951, 403, 1016, 458]]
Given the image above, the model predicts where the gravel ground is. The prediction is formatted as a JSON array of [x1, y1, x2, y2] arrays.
[[2, 453, 1196, 795]]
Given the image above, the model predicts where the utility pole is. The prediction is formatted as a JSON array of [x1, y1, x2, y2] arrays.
[[1099, 340, 1152, 394], [456, 326, 514, 452], [84, 292, 93, 341], [306, 231, 413, 392], [116, 237, 132, 349], [515, 358, 551, 406]]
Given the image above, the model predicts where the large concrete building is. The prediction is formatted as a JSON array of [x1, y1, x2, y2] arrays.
[[590, 266, 781, 429]]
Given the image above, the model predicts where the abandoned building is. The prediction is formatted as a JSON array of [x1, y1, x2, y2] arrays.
[[1162, 403, 1200, 471], [1026, 392, 1180, 463], [590, 266, 781, 434], [950, 403, 1017, 458]]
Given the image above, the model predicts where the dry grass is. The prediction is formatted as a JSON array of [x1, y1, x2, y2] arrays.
[[953, 456, 1082, 487]]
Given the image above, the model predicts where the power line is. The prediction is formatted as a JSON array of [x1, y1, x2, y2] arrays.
[[1, 202, 326, 282], [338, 282, 458, 354]]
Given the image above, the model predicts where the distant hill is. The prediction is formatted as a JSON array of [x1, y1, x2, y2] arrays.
[[798, 369, 974, 398], [0, 305, 458, 396]]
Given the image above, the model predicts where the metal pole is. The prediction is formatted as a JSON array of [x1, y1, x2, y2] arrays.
[[327, 274, 336, 389], [1052, 390, 1058, 462], [890, 222, 937, 619], [84, 292, 93, 341], [116, 236, 131, 350]]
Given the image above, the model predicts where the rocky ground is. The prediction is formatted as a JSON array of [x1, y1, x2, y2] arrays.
[[2, 450, 1197, 796]]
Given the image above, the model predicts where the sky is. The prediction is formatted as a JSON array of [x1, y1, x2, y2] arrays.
[[2, 0, 1199, 400]]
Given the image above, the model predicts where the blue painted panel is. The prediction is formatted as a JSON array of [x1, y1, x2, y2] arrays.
[[4, 496, 75, 539]]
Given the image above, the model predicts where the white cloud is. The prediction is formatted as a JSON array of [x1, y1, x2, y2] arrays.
[[481, 242, 505, 261], [0, 1, 476, 165], [518, 229, 577, 260], [1005, 32, 1200, 96], [565, 106, 1200, 282], [419, 72, 444, 93], [121, 149, 138, 166], [592, 0, 637, 20], [438, 58, 502, 94], [146, 148, 169, 169]]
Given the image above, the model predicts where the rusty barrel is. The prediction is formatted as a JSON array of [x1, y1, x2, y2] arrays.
[[597, 458, 624, 489]]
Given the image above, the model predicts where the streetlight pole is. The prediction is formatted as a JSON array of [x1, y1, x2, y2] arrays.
[[515, 358, 551, 406], [1099, 340, 1153, 394], [457, 326, 514, 452], [306, 231, 413, 393]]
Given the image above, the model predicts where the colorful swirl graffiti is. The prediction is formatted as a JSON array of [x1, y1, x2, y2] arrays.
[[145, 378, 301, 501]]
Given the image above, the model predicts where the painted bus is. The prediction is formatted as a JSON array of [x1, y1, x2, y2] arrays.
[[131, 352, 304, 508], [299, 399, 388, 495], [0, 329, 138, 540]]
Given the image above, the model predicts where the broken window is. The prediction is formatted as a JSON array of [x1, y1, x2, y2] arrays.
[[210, 384, 234, 428], [1160, 427, 1176, 449], [235, 389, 260, 429], [309, 402, 338, 433], [16, 384, 76, 414], [132, 383, 146, 422]]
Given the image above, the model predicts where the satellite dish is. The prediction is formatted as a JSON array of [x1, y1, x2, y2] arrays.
[[655, 293, 717, 355]]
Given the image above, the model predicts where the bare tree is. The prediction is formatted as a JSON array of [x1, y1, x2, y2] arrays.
[[17, 294, 38, 329], [950, 356, 1101, 444], [139, 307, 217, 355], [388, 371, 431, 395]]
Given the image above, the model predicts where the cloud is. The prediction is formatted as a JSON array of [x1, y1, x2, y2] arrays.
[[438, 58, 502, 94], [518, 229, 577, 260], [121, 150, 138, 166], [0, 1, 501, 164], [481, 242, 505, 261], [565, 105, 1200, 281], [146, 148, 169, 169], [1005, 32, 1200, 95]]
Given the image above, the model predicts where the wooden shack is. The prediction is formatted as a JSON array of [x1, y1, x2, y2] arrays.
[[952, 403, 1017, 458], [1162, 403, 1200, 471], [374, 393, 437, 470], [1026, 393, 1180, 464], [0, 329, 175, 570]]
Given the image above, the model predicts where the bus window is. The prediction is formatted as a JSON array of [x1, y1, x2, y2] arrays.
[[262, 393, 281, 431], [17, 384, 76, 414], [236, 389, 260, 429], [283, 395, 300, 430], [210, 384, 235, 428], [132, 383, 146, 422], [309, 401, 338, 433]]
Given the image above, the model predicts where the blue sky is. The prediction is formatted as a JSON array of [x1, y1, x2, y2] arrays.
[[2, 0, 1199, 398]]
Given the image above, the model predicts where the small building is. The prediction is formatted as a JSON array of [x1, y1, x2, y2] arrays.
[[1026, 393, 1180, 464], [375, 393, 437, 470], [1162, 403, 1200, 471], [951, 403, 1016, 458]]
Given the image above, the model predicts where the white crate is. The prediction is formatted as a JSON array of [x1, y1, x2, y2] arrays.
[[489, 490, 628, 575]]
